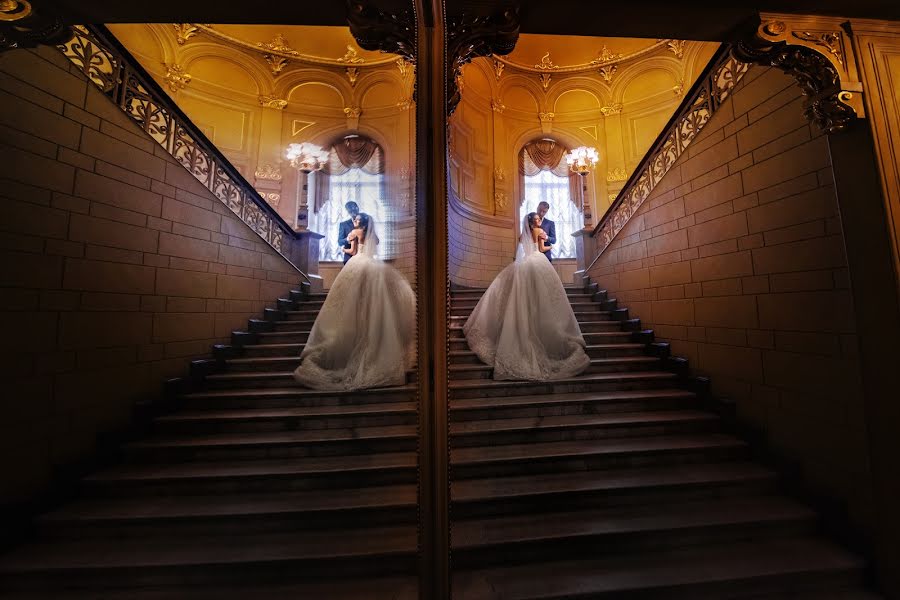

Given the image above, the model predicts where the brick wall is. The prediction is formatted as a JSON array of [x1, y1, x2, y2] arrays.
[[0, 47, 301, 504], [587, 67, 874, 528], [449, 194, 516, 287]]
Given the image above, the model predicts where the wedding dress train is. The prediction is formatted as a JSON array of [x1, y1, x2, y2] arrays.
[[293, 218, 416, 391], [463, 217, 590, 381]]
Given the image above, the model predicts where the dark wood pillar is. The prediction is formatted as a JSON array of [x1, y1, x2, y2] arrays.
[[828, 124, 900, 597]]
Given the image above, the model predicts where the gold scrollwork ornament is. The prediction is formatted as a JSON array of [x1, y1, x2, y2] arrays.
[[0, 0, 32, 21]]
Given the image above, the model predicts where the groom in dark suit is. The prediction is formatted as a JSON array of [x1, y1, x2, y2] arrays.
[[537, 201, 556, 262], [338, 201, 360, 264]]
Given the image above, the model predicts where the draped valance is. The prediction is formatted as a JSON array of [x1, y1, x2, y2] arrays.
[[314, 135, 385, 213], [518, 139, 584, 211]]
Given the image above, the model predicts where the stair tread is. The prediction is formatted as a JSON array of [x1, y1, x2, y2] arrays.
[[129, 424, 417, 449], [450, 371, 677, 390], [157, 402, 417, 422], [182, 384, 416, 400], [451, 433, 746, 465], [41, 484, 417, 523], [451, 389, 696, 411], [0, 525, 416, 571], [452, 537, 864, 599], [449, 410, 717, 436], [450, 344, 644, 356], [86, 452, 416, 482], [453, 495, 816, 548], [452, 461, 775, 503], [450, 357, 660, 371]]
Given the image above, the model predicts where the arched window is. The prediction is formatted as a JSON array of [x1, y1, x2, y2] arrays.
[[310, 135, 387, 261], [518, 139, 583, 259]]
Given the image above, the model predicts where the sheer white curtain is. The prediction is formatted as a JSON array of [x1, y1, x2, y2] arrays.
[[521, 169, 581, 259], [310, 168, 387, 261]]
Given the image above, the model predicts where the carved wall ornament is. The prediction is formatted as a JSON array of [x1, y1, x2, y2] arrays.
[[673, 79, 685, 96], [535, 51, 559, 70], [396, 57, 411, 77], [792, 31, 844, 66], [446, 6, 520, 115], [264, 54, 288, 76], [163, 64, 191, 92], [174, 24, 199, 45], [494, 190, 508, 211], [263, 192, 281, 207], [539, 111, 555, 134], [598, 64, 617, 83], [606, 167, 628, 182], [337, 44, 364, 64], [734, 16, 863, 134], [490, 98, 505, 113], [493, 59, 505, 81], [600, 103, 623, 116], [344, 106, 362, 118], [254, 163, 283, 181], [346, 0, 416, 63], [667, 40, 686, 59], [258, 95, 288, 109], [346, 66, 360, 87], [397, 98, 412, 111], [592, 45, 623, 64], [608, 193, 618, 203], [494, 166, 506, 182], [257, 33, 300, 56]]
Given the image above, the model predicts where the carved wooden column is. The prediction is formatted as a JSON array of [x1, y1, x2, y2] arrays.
[[736, 14, 900, 597], [0, 0, 72, 53]]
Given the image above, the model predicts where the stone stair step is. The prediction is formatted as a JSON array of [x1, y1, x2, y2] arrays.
[[448, 357, 662, 380], [452, 537, 865, 599], [0, 525, 417, 588], [82, 453, 417, 496], [452, 496, 817, 567], [449, 371, 680, 400], [450, 310, 613, 321], [38, 484, 417, 539], [448, 323, 628, 339], [124, 425, 417, 462], [449, 410, 719, 447], [256, 330, 312, 343], [283, 310, 322, 321], [202, 370, 416, 389], [451, 434, 748, 478], [242, 343, 305, 357], [154, 402, 417, 433], [451, 462, 778, 517], [450, 389, 698, 420], [180, 385, 416, 409], [449, 347, 648, 365]]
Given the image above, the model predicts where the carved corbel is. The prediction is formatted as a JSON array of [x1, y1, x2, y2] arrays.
[[447, 7, 520, 115], [1, 0, 71, 53], [346, 0, 415, 63], [733, 14, 865, 134]]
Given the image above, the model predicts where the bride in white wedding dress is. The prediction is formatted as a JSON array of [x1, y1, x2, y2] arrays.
[[293, 213, 416, 391], [463, 212, 590, 381]]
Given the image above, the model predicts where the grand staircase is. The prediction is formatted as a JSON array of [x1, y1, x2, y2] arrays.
[[448, 280, 880, 599], [0, 286, 419, 599]]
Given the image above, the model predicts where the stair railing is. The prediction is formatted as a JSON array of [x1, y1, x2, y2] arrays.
[[587, 44, 752, 270], [57, 24, 310, 283]]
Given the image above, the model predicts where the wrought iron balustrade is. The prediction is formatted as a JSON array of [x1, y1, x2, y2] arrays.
[[589, 44, 752, 264], [57, 24, 308, 281]]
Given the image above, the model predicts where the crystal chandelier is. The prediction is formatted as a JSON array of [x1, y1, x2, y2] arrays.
[[286, 142, 329, 173], [565, 146, 600, 175]]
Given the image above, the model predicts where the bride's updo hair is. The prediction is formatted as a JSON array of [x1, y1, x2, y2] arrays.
[[526, 212, 539, 230]]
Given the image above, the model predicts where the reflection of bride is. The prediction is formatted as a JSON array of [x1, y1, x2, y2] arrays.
[[463, 212, 590, 381], [293, 214, 416, 390]]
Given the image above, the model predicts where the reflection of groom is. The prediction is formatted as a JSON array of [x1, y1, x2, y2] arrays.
[[338, 201, 360, 264], [536, 201, 556, 262]]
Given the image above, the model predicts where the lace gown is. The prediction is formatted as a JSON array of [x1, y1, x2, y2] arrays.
[[293, 243, 416, 391], [463, 238, 590, 381]]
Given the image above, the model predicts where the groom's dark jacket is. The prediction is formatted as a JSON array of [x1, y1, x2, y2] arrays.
[[540, 218, 556, 262], [338, 218, 354, 264]]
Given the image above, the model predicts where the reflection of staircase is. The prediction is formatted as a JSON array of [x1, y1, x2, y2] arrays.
[[449, 281, 878, 599], [0, 288, 418, 598]]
